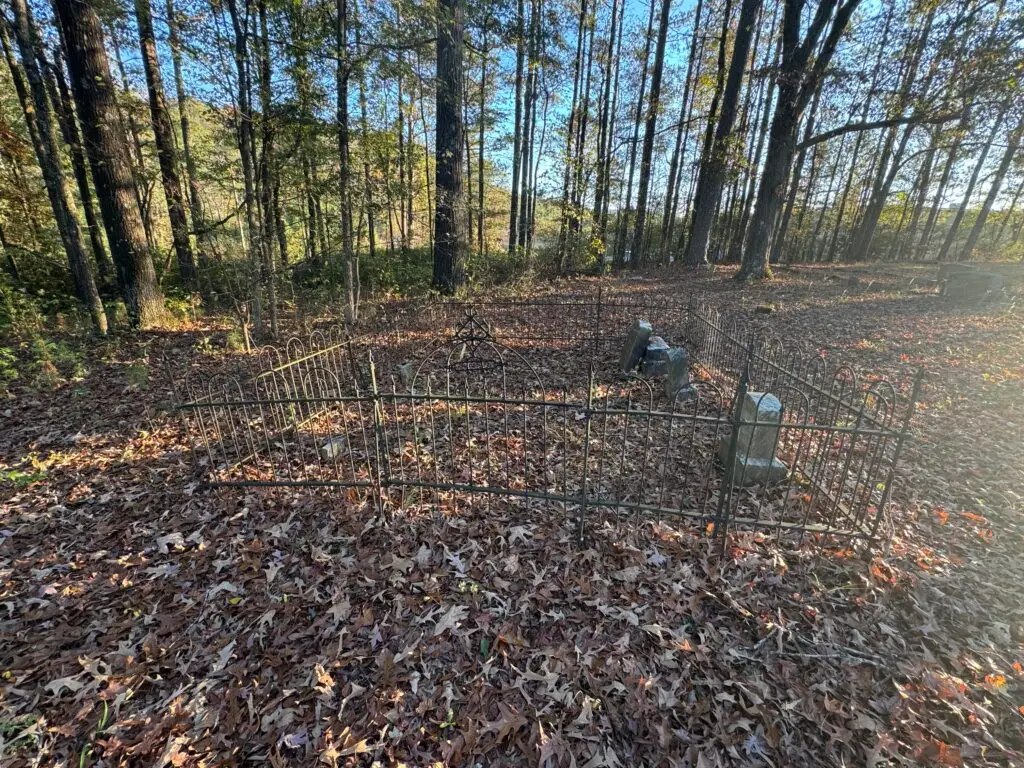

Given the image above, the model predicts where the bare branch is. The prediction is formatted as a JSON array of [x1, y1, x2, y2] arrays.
[[797, 111, 963, 150]]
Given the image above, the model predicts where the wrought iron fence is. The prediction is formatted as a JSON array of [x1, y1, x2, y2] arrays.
[[167, 294, 919, 547]]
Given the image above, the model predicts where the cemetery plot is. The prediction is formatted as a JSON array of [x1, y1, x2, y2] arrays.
[[172, 296, 916, 545]]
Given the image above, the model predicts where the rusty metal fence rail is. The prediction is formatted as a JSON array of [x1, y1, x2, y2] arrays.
[[167, 295, 919, 547]]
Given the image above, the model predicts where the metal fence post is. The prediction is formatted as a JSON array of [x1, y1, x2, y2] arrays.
[[367, 351, 387, 517], [577, 365, 596, 545], [714, 353, 752, 554], [869, 366, 924, 553], [593, 284, 603, 363]]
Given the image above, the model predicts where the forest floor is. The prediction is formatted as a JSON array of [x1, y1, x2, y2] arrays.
[[1, 264, 1023, 766]]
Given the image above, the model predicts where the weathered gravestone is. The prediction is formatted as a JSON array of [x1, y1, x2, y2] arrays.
[[619, 320, 653, 372], [321, 436, 347, 460], [664, 347, 693, 399], [397, 361, 415, 388], [943, 270, 1004, 303], [718, 391, 788, 485], [641, 336, 671, 377]]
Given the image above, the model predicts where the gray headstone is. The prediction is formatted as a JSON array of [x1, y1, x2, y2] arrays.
[[321, 436, 347, 460], [619, 320, 653, 373], [943, 270, 1004, 303], [664, 347, 692, 399], [718, 391, 788, 485], [397, 361, 415, 388], [641, 336, 671, 377]]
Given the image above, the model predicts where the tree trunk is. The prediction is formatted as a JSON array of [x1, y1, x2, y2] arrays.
[[167, 0, 212, 281], [613, 0, 656, 268], [738, 0, 863, 280], [433, 0, 467, 293], [678, 0, 731, 262], [135, 0, 197, 290], [478, 20, 487, 257], [684, 0, 760, 267], [592, 0, 619, 262], [337, 0, 357, 321], [599, 0, 625, 240], [354, 0, 376, 264], [257, 0, 277, 336], [4, 2, 105, 333], [629, 0, 673, 267], [47, 48, 111, 282], [556, 0, 587, 272], [508, 0, 525, 255], [54, 0, 163, 327], [517, 0, 541, 256], [944, 106, 1012, 261], [772, 85, 820, 260], [110, 32, 157, 255], [659, 0, 703, 263], [224, 0, 264, 327]]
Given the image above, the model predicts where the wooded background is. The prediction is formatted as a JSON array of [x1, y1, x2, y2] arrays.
[[1, 0, 1022, 334]]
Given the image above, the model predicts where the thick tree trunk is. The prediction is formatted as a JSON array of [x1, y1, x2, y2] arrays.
[[257, 0, 277, 336], [337, 0, 357, 321], [684, 0, 760, 267], [517, 0, 541, 257], [598, 0, 624, 240], [135, 0, 197, 290], [556, 0, 587, 272], [47, 49, 111, 282], [772, 86, 820, 260], [433, 0, 467, 293], [354, 0, 377, 264], [678, 0, 731, 262], [738, 0, 862, 279], [54, 0, 162, 327], [110, 32, 157, 255], [4, 3, 105, 333]]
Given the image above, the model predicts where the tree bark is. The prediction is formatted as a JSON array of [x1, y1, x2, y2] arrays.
[[592, 0, 620, 263], [135, 0, 197, 290], [337, 0, 357, 321], [738, 0, 863, 280], [224, 0, 264, 326], [508, 0, 525, 255], [47, 47, 111, 283], [433, 0, 467, 293], [167, 0, 212, 280], [629, 0, 673, 267], [659, 0, 703, 263], [684, 0, 761, 267], [478, 19, 487, 257], [53, 0, 162, 327], [3, 4, 105, 333], [257, 0, 278, 337], [940, 105, 1009, 261], [613, 0, 656, 268]]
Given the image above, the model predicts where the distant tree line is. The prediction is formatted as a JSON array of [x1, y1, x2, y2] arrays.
[[0, 0, 1022, 335]]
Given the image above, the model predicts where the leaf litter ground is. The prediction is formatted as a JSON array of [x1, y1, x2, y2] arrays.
[[1, 265, 1022, 766]]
